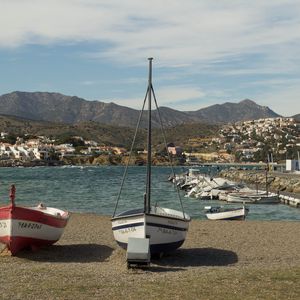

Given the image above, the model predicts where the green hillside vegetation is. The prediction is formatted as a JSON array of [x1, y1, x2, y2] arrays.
[[0, 115, 219, 150], [153, 123, 219, 145], [293, 114, 300, 122]]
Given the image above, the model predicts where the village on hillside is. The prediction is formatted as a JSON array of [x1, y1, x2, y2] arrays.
[[0, 117, 299, 167], [185, 117, 300, 164]]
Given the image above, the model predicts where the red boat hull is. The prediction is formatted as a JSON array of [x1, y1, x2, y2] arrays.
[[0, 205, 69, 255]]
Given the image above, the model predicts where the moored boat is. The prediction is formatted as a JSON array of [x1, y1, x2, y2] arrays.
[[227, 191, 280, 204], [0, 185, 70, 255], [205, 205, 248, 220]]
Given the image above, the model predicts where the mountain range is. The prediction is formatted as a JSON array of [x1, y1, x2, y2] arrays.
[[0, 91, 284, 127]]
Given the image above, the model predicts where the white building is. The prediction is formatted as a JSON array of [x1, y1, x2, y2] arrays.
[[286, 159, 299, 171]]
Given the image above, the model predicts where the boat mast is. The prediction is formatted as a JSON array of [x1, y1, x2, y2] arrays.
[[145, 57, 153, 214]]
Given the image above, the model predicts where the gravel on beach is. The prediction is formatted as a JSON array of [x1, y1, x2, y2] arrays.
[[1, 213, 300, 300]]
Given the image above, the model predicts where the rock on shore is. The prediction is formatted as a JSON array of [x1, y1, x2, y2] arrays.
[[219, 169, 300, 194]]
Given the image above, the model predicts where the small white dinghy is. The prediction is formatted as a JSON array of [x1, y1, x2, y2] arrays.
[[204, 205, 248, 221]]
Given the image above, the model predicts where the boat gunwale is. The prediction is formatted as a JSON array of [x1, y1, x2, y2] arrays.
[[205, 207, 246, 213], [0, 205, 70, 222], [20, 206, 69, 220], [111, 211, 190, 222]]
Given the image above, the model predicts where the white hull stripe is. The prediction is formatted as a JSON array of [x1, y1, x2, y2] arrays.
[[112, 221, 187, 232]]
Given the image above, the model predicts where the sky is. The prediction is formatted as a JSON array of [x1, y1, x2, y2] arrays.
[[0, 0, 300, 116]]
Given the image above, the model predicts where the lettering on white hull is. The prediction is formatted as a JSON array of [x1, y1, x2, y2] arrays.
[[167, 220, 178, 225], [157, 227, 178, 235], [18, 222, 42, 230], [0, 221, 7, 228], [120, 227, 137, 234]]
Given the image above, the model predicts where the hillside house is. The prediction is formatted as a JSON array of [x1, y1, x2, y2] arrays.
[[33, 147, 51, 160], [167, 146, 183, 156], [1, 132, 9, 139]]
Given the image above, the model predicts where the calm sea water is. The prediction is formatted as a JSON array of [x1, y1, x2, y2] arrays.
[[0, 165, 299, 221]]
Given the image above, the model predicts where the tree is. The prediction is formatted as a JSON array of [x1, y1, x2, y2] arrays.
[[2, 134, 17, 145]]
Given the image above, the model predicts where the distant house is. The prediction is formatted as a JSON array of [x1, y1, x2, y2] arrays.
[[113, 147, 127, 155], [286, 159, 299, 172], [1, 132, 9, 139], [26, 139, 41, 147], [32, 147, 51, 160], [167, 146, 183, 156], [85, 140, 98, 147], [0, 143, 13, 158], [55, 144, 75, 157]]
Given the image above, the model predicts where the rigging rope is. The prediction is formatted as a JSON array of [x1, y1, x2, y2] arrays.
[[112, 87, 149, 217], [151, 85, 187, 219]]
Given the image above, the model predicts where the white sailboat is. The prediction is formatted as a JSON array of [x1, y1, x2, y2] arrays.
[[111, 58, 190, 255]]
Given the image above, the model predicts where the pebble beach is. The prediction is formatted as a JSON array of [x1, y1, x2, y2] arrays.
[[1, 213, 300, 300]]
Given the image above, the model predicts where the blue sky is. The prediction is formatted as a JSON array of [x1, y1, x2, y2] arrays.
[[0, 0, 300, 116]]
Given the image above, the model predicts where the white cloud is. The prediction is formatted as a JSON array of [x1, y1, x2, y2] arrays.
[[156, 85, 205, 105], [110, 85, 206, 110], [1, 1, 300, 67], [1, 1, 300, 115]]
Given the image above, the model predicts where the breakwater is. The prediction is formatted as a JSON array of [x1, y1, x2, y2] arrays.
[[219, 169, 300, 193], [219, 168, 300, 207]]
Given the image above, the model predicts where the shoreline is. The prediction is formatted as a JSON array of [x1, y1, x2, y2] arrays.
[[0, 156, 285, 168], [219, 168, 300, 195], [1, 213, 300, 299]]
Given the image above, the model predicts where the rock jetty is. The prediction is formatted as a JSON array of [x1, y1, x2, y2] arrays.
[[219, 169, 300, 194]]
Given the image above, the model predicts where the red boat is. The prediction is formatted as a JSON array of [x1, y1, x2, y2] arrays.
[[0, 185, 70, 255]]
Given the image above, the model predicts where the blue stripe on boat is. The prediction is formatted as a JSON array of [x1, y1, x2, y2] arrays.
[[112, 222, 144, 231], [112, 222, 187, 232], [147, 222, 187, 231]]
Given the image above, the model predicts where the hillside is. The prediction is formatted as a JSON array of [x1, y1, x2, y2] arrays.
[[0, 92, 196, 128], [292, 114, 300, 122], [0, 115, 218, 149], [0, 92, 281, 126], [187, 99, 280, 124]]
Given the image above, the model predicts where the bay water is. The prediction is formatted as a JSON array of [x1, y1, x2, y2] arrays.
[[0, 165, 299, 221]]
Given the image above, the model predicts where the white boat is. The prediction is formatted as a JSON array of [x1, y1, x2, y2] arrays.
[[205, 205, 248, 220], [227, 191, 280, 204], [111, 58, 190, 256], [0, 185, 70, 255], [227, 167, 280, 204]]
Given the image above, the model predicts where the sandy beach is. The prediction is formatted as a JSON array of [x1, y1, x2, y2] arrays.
[[1, 213, 300, 300]]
